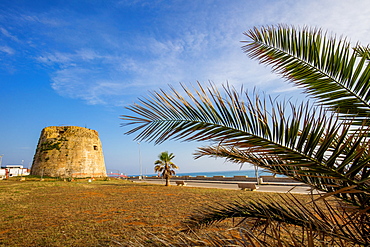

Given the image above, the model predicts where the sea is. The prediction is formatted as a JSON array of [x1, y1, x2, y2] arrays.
[[130, 169, 284, 178]]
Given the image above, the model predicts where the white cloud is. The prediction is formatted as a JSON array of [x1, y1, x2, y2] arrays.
[[0, 27, 20, 42], [272, 85, 300, 94], [259, 0, 370, 44], [37, 52, 74, 65], [31, 0, 370, 106], [0, 45, 15, 55], [20, 14, 65, 26]]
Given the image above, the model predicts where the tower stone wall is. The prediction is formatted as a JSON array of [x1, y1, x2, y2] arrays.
[[31, 126, 107, 178]]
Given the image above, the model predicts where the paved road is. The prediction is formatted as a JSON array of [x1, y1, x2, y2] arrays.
[[131, 179, 317, 194]]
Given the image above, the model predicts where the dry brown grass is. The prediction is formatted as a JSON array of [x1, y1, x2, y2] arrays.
[[0, 178, 312, 246]]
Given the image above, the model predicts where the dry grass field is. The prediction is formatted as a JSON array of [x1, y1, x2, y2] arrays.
[[0, 178, 312, 246]]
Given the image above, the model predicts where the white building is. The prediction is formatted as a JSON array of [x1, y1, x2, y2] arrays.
[[0, 165, 30, 179], [0, 169, 6, 179]]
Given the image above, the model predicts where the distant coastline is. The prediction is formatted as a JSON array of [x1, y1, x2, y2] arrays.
[[129, 169, 284, 178]]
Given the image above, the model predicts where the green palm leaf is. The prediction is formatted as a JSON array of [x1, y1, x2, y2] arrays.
[[242, 25, 370, 126], [194, 144, 370, 207], [122, 83, 369, 207], [354, 45, 370, 60]]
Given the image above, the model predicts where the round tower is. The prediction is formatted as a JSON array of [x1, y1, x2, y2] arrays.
[[31, 126, 107, 178]]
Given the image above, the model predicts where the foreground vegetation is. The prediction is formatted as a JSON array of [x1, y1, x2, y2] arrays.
[[0, 178, 313, 246]]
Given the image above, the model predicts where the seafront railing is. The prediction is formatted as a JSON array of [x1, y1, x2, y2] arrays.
[[128, 175, 300, 184]]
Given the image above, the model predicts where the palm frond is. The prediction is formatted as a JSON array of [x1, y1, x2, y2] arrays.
[[354, 45, 370, 60], [182, 195, 369, 246], [242, 25, 370, 126], [122, 83, 370, 207], [194, 142, 370, 208]]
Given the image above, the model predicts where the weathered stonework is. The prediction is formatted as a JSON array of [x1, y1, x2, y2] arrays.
[[31, 126, 107, 178]]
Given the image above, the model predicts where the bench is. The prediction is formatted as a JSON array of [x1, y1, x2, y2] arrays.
[[175, 181, 187, 186], [238, 183, 259, 191]]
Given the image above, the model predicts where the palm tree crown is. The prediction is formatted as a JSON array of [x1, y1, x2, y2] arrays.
[[154, 151, 178, 186]]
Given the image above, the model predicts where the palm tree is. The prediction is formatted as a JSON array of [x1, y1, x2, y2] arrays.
[[122, 25, 369, 246], [154, 151, 178, 186]]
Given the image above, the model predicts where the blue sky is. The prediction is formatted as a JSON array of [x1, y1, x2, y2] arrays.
[[0, 0, 369, 175]]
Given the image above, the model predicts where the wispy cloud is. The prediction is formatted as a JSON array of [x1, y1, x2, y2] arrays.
[[0, 27, 20, 42], [254, 0, 370, 44], [37, 52, 74, 65], [0, 45, 14, 55], [19, 14, 65, 26], [3, 0, 370, 105]]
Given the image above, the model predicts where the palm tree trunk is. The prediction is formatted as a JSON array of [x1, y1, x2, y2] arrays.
[[165, 163, 170, 186]]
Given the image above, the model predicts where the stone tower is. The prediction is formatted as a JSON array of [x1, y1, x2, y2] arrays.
[[31, 126, 107, 178]]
